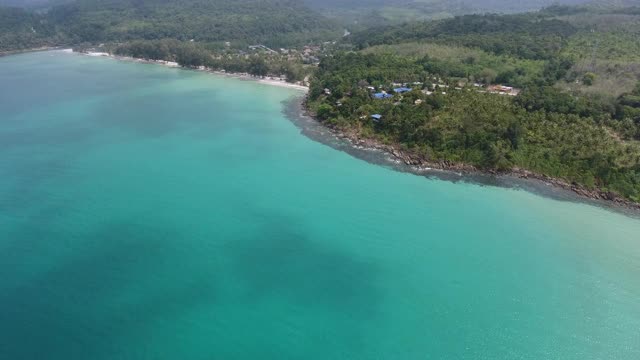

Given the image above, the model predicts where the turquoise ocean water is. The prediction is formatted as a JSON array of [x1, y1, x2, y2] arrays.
[[1, 51, 639, 359]]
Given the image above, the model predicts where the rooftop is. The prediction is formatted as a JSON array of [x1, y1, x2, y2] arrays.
[[393, 87, 412, 93], [374, 93, 393, 99]]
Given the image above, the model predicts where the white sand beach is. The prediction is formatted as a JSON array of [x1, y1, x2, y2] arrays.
[[75, 50, 308, 92]]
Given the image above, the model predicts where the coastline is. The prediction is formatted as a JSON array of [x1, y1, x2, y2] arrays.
[[27, 49, 639, 212], [76, 50, 309, 92], [0, 46, 60, 58], [209, 70, 309, 91], [291, 98, 640, 212]]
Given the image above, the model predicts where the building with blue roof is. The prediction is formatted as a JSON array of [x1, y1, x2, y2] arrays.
[[393, 87, 412, 93], [373, 92, 393, 99]]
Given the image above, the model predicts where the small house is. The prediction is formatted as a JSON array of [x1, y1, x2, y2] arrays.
[[487, 85, 520, 96], [371, 114, 382, 122], [373, 92, 393, 99], [393, 87, 412, 93]]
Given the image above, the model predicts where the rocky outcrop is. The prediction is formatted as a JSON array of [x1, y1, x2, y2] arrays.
[[306, 103, 640, 211], [511, 169, 640, 209]]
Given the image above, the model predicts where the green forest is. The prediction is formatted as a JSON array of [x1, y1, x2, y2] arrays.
[[0, 0, 340, 51], [308, 7, 640, 202], [306, 0, 593, 29], [110, 39, 313, 83]]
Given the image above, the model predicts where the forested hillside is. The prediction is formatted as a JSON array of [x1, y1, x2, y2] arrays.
[[0, 0, 340, 51], [347, 5, 640, 94], [0, 6, 61, 51], [48, 0, 338, 46], [308, 7, 640, 202], [304, 0, 594, 26], [350, 13, 577, 60], [0, 0, 50, 7]]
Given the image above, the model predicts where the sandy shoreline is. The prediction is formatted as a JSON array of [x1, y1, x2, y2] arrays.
[[208, 70, 309, 91], [75, 50, 309, 92]]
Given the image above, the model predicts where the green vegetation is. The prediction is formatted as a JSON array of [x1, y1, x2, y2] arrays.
[[111, 39, 313, 82], [305, 0, 593, 28], [0, 0, 602, 52], [362, 43, 547, 88], [309, 6, 640, 202], [553, 9, 640, 97], [0, 0, 340, 52], [0, 7, 61, 51], [349, 13, 578, 60]]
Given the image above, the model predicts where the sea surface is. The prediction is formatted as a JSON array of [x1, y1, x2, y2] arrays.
[[1, 51, 639, 360]]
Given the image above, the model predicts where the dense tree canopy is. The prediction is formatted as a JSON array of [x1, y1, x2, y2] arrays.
[[0, 0, 341, 51], [348, 13, 578, 61], [308, 51, 640, 201], [0, 7, 60, 51], [111, 39, 311, 82]]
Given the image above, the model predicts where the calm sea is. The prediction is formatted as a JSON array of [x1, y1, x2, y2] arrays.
[[1, 51, 639, 359]]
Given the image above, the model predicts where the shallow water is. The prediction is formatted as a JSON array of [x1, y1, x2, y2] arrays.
[[1, 51, 639, 360]]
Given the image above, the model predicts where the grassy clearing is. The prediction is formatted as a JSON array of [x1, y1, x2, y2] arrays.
[[556, 13, 640, 97], [564, 31, 640, 62], [558, 59, 640, 97], [362, 42, 484, 59]]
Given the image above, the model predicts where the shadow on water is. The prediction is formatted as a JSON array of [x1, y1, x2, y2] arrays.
[[0, 124, 96, 214], [0, 123, 96, 153], [2, 210, 381, 358], [0, 158, 73, 215], [0, 220, 220, 360], [282, 96, 640, 219], [224, 210, 380, 320]]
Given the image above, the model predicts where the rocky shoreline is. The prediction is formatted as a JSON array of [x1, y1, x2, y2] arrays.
[[301, 100, 640, 212]]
